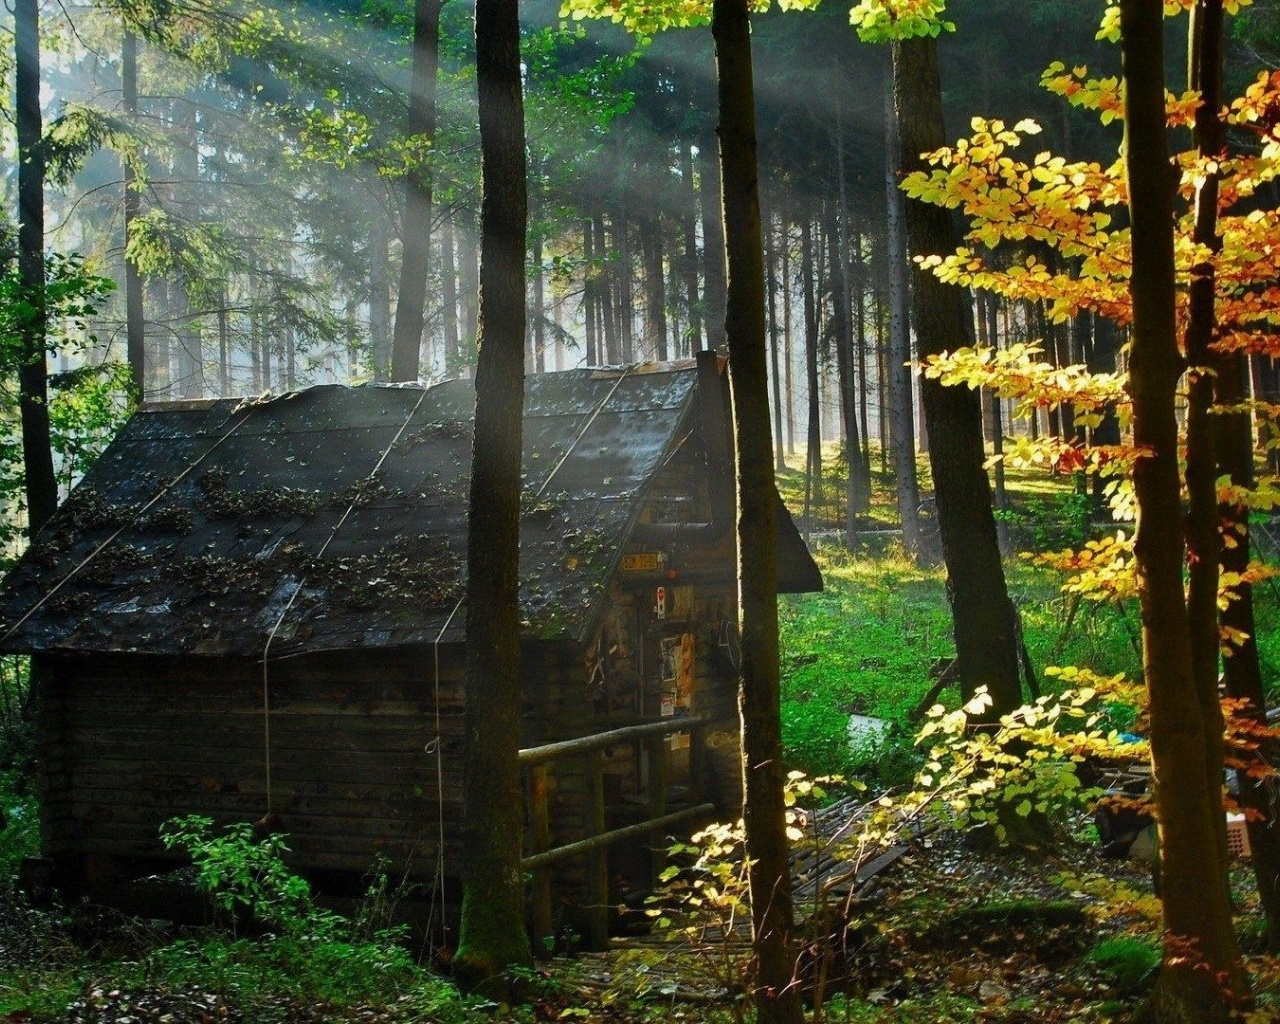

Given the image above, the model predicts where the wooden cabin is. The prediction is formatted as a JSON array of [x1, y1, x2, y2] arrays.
[[0, 355, 820, 942]]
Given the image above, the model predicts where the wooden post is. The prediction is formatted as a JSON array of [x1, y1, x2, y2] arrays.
[[645, 734, 668, 887], [585, 749, 609, 949], [529, 765, 554, 952]]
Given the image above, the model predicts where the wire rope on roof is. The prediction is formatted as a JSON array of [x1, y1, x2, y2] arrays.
[[0, 406, 258, 650]]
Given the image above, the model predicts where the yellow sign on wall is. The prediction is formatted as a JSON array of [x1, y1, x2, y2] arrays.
[[620, 552, 662, 571]]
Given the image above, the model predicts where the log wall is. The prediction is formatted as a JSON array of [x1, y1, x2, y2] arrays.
[[35, 644, 589, 895]]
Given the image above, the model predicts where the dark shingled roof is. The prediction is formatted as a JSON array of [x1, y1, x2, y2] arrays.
[[0, 362, 820, 658]]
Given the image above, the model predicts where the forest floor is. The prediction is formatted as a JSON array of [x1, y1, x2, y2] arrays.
[[4, 449, 1280, 1021], [3, 829, 1278, 1023]]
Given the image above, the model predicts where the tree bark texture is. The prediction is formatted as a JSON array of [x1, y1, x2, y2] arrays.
[[643, 214, 668, 361], [884, 79, 921, 556], [853, 226, 872, 487], [682, 143, 702, 356], [711, 3, 803, 1021], [836, 85, 872, 509], [781, 217, 795, 457], [17, 0, 57, 537], [583, 218, 598, 364], [1183, 0, 1231, 877], [1217, 340, 1280, 950], [390, 0, 445, 382], [801, 218, 822, 524], [616, 204, 634, 363], [825, 206, 865, 545], [1190, 0, 1280, 953], [1120, 1, 1247, 1017], [701, 139, 728, 352], [173, 108, 203, 399], [892, 36, 1021, 714], [981, 293, 1010, 551], [459, 216, 479, 363], [532, 231, 546, 373], [455, 0, 532, 980], [596, 214, 618, 363], [369, 218, 391, 381], [442, 218, 460, 374], [122, 28, 146, 399], [766, 215, 787, 472]]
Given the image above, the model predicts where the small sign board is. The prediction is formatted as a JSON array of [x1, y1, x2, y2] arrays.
[[620, 552, 662, 572]]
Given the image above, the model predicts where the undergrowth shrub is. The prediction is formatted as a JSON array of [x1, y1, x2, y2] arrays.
[[0, 769, 38, 886], [641, 689, 1125, 1016], [914, 686, 1115, 848], [995, 487, 1093, 553], [160, 815, 336, 937], [154, 816, 432, 1009]]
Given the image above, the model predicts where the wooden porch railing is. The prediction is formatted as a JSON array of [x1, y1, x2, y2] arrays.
[[519, 715, 716, 948]]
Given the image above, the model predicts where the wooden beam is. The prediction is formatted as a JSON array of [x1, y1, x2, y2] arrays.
[[522, 803, 716, 870], [518, 716, 711, 767]]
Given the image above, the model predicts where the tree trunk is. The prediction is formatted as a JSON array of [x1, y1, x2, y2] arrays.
[[682, 143, 702, 356], [390, 0, 445, 382], [801, 217, 822, 518], [766, 214, 786, 472], [700, 139, 728, 352], [893, 35, 1021, 714], [1249, 354, 1280, 469], [643, 214, 668, 362], [369, 218, 391, 381], [853, 226, 871, 487], [122, 27, 146, 399], [174, 277, 203, 398], [460, 214, 479, 370], [781, 215, 795, 458], [455, 0, 532, 982], [884, 78, 921, 556], [17, 0, 57, 535], [552, 290, 565, 370], [1089, 315, 1123, 514], [983, 293, 1010, 549], [1217, 345, 1280, 952], [877, 297, 890, 474], [583, 218, 598, 365], [616, 206, 634, 363], [442, 218, 460, 375], [1119, 1, 1248, 1016], [825, 206, 864, 545], [532, 231, 546, 373], [596, 214, 618, 363], [250, 277, 262, 392], [711, 2, 802, 1020], [217, 286, 230, 397], [1183, 0, 1231, 880], [835, 85, 871, 505], [1191, 0, 1280, 956], [173, 109, 203, 400]]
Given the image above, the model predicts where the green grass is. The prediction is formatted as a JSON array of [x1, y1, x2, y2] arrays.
[[775, 442, 1149, 787], [1084, 935, 1161, 992], [778, 546, 1144, 787]]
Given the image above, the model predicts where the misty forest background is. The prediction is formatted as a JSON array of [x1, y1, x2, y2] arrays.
[[9, 0, 1277, 541]]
